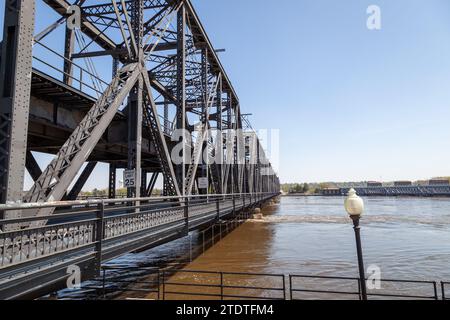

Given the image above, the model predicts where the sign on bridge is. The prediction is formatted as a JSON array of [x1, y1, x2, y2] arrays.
[[123, 169, 136, 188]]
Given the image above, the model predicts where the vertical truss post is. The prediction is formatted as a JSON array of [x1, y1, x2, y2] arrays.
[[63, 24, 75, 85], [216, 76, 223, 195], [201, 47, 208, 125], [0, 0, 35, 228], [256, 140, 261, 199], [127, 0, 144, 198], [176, 3, 187, 195], [164, 98, 169, 135], [112, 57, 119, 79], [227, 94, 234, 195], [199, 47, 208, 195], [108, 163, 116, 199], [127, 77, 143, 198]]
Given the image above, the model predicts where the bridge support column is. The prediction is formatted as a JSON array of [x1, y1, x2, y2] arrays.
[[95, 202, 105, 275], [141, 169, 147, 197], [176, 3, 186, 195], [63, 22, 75, 85], [127, 0, 144, 199], [0, 0, 36, 229], [108, 163, 116, 199]]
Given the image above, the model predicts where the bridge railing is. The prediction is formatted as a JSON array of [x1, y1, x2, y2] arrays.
[[70, 266, 445, 300], [32, 40, 109, 98], [0, 193, 277, 272], [289, 274, 439, 300]]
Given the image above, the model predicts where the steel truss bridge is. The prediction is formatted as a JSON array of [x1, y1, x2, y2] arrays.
[[0, 0, 280, 299]]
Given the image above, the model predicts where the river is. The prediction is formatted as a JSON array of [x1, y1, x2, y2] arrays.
[[56, 196, 450, 300]]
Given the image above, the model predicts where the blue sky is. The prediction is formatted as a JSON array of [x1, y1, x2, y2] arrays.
[[192, 0, 450, 183], [2, 0, 450, 190]]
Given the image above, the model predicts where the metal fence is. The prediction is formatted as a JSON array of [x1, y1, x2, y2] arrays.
[[0, 193, 270, 269], [289, 275, 439, 300], [161, 270, 286, 300]]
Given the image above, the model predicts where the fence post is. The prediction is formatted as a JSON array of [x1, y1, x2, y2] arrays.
[[232, 195, 236, 214], [184, 197, 189, 235], [102, 268, 106, 299], [357, 279, 362, 300], [442, 282, 446, 300], [289, 275, 293, 300], [282, 275, 286, 300], [95, 201, 105, 276], [162, 271, 165, 300], [433, 281, 438, 300], [216, 197, 220, 221], [220, 272, 224, 300], [157, 270, 161, 300]]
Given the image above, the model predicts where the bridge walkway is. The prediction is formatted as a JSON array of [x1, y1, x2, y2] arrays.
[[0, 193, 278, 299]]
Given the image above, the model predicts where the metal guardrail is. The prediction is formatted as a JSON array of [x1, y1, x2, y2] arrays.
[[73, 266, 447, 300], [0, 192, 276, 300], [81, 267, 285, 300], [161, 270, 286, 300], [84, 266, 161, 300], [289, 275, 439, 300], [0, 193, 274, 268]]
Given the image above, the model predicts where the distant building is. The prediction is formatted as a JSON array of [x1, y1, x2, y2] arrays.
[[321, 188, 341, 196], [428, 179, 450, 186], [367, 181, 382, 187], [394, 181, 412, 186]]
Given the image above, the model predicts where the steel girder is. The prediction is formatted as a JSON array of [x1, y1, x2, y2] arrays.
[[0, 0, 36, 228], [142, 69, 181, 196], [0, 0, 281, 228], [23, 62, 142, 219]]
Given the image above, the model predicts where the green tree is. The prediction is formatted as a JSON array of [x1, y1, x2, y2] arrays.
[[303, 183, 309, 193]]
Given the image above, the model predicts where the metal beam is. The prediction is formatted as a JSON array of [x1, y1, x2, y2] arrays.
[[65, 162, 97, 200], [126, 0, 144, 198], [108, 163, 116, 198], [142, 69, 181, 197], [176, 3, 186, 195], [23, 62, 141, 220], [0, 0, 36, 229], [71, 42, 177, 59], [25, 151, 43, 182], [43, 0, 117, 51], [63, 24, 75, 85]]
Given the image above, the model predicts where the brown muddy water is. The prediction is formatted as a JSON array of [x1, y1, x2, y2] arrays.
[[55, 196, 450, 300]]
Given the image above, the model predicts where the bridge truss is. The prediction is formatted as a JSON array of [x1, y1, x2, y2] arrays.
[[0, 0, 280, 224], [0, 0, 280, 299]]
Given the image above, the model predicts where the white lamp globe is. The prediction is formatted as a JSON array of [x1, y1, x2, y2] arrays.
[[344, 188, 364, 216]]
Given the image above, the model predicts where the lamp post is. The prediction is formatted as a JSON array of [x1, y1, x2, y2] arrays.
[[344, 188, 367, 300]]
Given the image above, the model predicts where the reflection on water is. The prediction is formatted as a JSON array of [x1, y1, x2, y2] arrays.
[[56, 196, 450, 300]]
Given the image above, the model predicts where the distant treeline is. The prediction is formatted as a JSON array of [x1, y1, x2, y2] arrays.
[[80, 188, 162, 197]]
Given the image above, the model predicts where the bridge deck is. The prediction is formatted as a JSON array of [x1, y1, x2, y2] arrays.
[[0, 193, 277, 299]]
